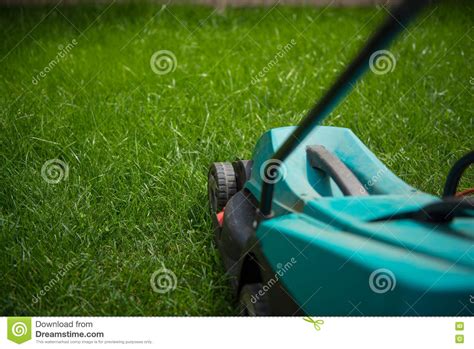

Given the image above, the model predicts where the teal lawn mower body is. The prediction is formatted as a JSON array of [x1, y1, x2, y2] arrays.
[[245, 126, 474, 315], [207, 0, 474, 315]]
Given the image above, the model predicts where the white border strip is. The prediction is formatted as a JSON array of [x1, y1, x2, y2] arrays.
[[0, 317, 470, 348]]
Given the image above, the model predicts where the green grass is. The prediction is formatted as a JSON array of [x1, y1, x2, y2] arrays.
[[1, 2, 472, 316]]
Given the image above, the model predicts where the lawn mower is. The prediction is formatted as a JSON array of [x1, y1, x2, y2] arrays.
[[207, 0, 474, 316]]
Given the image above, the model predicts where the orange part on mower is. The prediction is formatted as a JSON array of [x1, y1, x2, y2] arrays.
[[217, 210, 225, 226], [456, 188, 474, 197]]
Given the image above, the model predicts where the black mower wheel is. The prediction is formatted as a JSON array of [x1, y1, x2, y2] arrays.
[[208, 162, 237, 215], [239, 283, 271, 316]]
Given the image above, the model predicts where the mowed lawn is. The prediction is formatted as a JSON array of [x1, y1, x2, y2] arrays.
[[1, 2, 472, 316]]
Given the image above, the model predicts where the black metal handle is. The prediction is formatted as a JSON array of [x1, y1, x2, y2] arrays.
[[443, 151, 474, 198], [259, 0, 431, 217]]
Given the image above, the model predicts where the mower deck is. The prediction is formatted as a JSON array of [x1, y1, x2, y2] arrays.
[[208, 126, 474, 315]]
